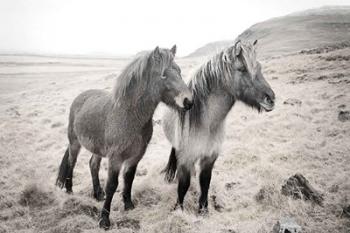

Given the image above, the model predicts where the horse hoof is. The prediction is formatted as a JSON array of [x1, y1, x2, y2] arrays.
[[98, 217, 111, 230], [198, 208, 209, 216], [55, 180, 65, 189], [124, 201, 135, 211], [172, 203, 183, 211], [164, 173, 175, 183]]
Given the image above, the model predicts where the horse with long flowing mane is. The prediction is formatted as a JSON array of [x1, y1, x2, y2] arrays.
[[56, 45, 193, 229], [162, 40, 275, 214]]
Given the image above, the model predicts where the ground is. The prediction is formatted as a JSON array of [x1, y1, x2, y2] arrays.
[[0, 46, 349, 233]]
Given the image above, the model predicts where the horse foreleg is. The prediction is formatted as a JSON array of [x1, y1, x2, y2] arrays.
[[198, 154, 217, 214], [99, 157, 121, 230], [162, 147, 177, 183], [89, 154, 104, 201], [122, 164, 137, 210], [176, 164, 191, 210], [122, 140, 147, 211]]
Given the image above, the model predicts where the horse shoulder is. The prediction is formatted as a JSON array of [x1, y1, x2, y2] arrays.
[[162, 109, 181, 144]]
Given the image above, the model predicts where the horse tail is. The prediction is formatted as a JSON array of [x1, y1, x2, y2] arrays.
[[56, 147, 70, 188], [161, 147, 177, 183]]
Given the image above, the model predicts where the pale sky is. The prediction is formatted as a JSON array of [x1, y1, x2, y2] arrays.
[[0, 0, 349, 56]]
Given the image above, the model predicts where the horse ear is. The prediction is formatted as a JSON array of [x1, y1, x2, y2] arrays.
[[253, 39, 258, 46], [234, 40, 242, 57], [170, 45, 177, 56], [152, 46, 161, 58], [223, 50, 230, 63]]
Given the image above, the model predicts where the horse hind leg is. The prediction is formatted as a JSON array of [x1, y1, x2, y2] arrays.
[[56, 140, 81, 193], [161, 147, 177, 183], [89, 154, 105, 201], [56, 147, 70, 188]]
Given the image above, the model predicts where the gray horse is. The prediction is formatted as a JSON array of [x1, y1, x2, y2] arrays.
[[56, 45, 193, 229], [162, 40, 275, 214]]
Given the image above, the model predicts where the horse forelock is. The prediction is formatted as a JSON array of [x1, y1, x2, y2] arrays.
[[160, 49, 174, 69], [240, 43, 258, 78]]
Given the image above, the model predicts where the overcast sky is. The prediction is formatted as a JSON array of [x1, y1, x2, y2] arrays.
[[0, 0, 349, 56]]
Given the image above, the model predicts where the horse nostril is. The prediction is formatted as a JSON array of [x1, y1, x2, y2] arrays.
[[183, 98, 193, 110], [265, 95, 274, 105]]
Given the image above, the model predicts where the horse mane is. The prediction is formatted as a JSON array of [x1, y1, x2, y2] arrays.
[[181, 51, 227, 128], [189, 50, 230, 98], [112, 49, 173, 104]]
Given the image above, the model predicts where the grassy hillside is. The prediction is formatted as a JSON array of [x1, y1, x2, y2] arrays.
[[188, 6, 350, 58]]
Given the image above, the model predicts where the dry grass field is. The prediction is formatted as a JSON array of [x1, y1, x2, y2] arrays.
[[0, 43, 350, 233]]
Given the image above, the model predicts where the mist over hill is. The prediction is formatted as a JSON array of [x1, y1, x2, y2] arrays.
[[187, 6, 350, 58]]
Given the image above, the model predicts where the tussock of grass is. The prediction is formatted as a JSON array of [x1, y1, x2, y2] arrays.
[[60, 197, 99, 219], [41, 215, 96, 233], [18, 184, 55, 209]]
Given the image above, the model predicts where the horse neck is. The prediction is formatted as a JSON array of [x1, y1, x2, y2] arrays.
[[189, 70, 235, 129], [135, 95, 159, 126], [201, 83, 235, 126], [115, 91, 159, 127]]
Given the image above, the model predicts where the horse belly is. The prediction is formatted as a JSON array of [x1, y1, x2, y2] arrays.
[[77, 135, 107, 157]]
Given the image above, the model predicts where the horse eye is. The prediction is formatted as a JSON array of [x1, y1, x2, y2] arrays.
[[238, 66, 247, 72]]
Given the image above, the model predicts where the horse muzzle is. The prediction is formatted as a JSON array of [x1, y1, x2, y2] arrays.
[[260, 95, 275, 112], [183, 98, 194, 110]]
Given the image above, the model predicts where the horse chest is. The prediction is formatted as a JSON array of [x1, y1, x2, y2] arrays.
[[180, 127, 225, 161]]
